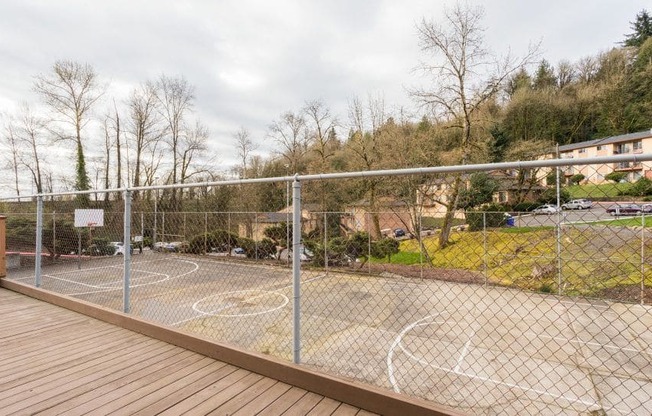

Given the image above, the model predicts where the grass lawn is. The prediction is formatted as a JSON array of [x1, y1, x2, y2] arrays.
[[381, 226, 652, 298], [566, 183, 631, 198], [593, 216, 652, 227]]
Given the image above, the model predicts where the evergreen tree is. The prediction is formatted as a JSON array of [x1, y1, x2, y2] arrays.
[[623, 9, 652, 48]]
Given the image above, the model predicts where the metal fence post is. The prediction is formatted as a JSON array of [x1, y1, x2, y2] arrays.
[[52, 211, 57, 257], [483, 211, 488, 287], [123, 190, 132, 313], [324, 212, 328, 275], [556, 211, 563, 295], [556, 164, 563, 295], [254, 214, 258, 261], [204, 212, 208, 254], [228, 212, 232, 253], [419, 212, 424, 280], [292, 176, 302, 364], [35, 196, 43, 288], [642, 212, 646, 305]]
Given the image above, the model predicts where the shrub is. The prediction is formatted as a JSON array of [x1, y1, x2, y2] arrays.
[[466, 203, 507, 231], [237, 237, 276, 259], [605, 171, 627, 183], [569, 174, 585, 185], [546, 171, 566, 186], [88, 238, 116, 256], [538, 188, 570, 205], [510, 202, 540, 213], [370, 238, 400, 262], [620, 177, 652, 196], [187, 229, 239, 254]]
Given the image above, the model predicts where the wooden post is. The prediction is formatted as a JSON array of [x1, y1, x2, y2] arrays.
[[0, 215, 5, 278]]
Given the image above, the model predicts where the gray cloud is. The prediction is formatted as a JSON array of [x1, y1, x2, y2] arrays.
[[0, 0, 648, 195]]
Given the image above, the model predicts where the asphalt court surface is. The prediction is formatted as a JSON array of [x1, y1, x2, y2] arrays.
[[8, 252, 652, 415]]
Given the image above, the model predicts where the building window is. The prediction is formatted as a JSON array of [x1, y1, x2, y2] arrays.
[[597, 145, 603, 151], [578, 148, 587, 154], [615, 144, 631, 154], [634, 140, 643, 151]]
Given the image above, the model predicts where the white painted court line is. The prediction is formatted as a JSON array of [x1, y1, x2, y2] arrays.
[[169, 273, 329, 326], [170, 290, 290, 326], [534, 331, 652, 357], [55, 259, 200, 295], [387, 313, 445, 394], [388, 313, 601, 410], [453, 328, 475, 374]]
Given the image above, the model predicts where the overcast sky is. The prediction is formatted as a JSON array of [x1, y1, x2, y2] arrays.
[[0, 0, 648, 194]]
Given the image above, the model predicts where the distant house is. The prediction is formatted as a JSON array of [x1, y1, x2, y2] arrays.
[[487, 170, 546, 205], [238, 204, 321, 241], [545, 130, 652, 183], [342, 198, 412, 238], [418, 170, 545, 217]]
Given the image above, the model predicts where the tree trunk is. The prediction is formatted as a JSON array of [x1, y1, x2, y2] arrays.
[[438, 174, 462, 249]]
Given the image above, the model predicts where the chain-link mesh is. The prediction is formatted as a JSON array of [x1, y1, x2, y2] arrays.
[[3, 158, 652, 414]]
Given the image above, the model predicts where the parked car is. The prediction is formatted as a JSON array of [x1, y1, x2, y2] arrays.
[[532, 204, 560, 215], [561, 199, 593, 210], [606, 204, 642, 216], [113, 242, 133, 255], [642, 204, 652, 213], [394, 228, 406, 238], [163, 241, 186, 252], [153, 241, 168, 252]]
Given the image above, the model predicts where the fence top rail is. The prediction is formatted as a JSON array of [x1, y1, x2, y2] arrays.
[[2, 153, 651, 201]]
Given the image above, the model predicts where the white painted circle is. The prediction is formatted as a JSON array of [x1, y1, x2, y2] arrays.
[[192, 289, 289, 317]]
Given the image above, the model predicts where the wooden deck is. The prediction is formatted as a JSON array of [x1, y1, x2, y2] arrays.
[[0, 288, 374, 415], [0, 282, 460, 416]]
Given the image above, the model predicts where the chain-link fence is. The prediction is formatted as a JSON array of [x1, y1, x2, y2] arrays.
[[3, 154, 652, 414]]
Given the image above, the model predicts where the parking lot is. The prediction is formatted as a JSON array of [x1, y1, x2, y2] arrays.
[[515, 202, 641, 227]]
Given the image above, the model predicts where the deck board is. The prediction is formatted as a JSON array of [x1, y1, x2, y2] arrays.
[[0, 288, 378, 416]]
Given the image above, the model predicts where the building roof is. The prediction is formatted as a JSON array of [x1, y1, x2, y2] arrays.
[[558, 129, 652, 153]]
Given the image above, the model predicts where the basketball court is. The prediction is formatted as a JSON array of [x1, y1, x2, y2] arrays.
[[8, 252, 652, 414]]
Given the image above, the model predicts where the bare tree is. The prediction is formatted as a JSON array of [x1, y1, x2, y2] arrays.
[[412, 4, 538, 248], [2, 119, 21, 199], [557, 60, 576, 89], [179, 120, 210, 185], [155, 75, 194, 210], [233, 127, 257, 179], [127, 82, 163, 197], [1, 106, 49, 197], [269, 111, 310, 173], [304, 99, 338, 172], [577, 56, 599, 84], [34, 60, 103, 205], [304, 99, 339, 216], [346, 95, 388, 238], [112, 100, 122, 190], [17, 105, 47, 194]]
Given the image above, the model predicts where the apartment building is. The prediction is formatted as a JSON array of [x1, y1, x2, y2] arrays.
[[555, 129, 652, 183]]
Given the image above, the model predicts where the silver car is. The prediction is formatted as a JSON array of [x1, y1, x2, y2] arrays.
[[561, 199, 593, 210], [532, 204, 561, 215]]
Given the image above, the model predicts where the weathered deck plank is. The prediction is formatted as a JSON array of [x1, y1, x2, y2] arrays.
[[0, 288, 380, 416]]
